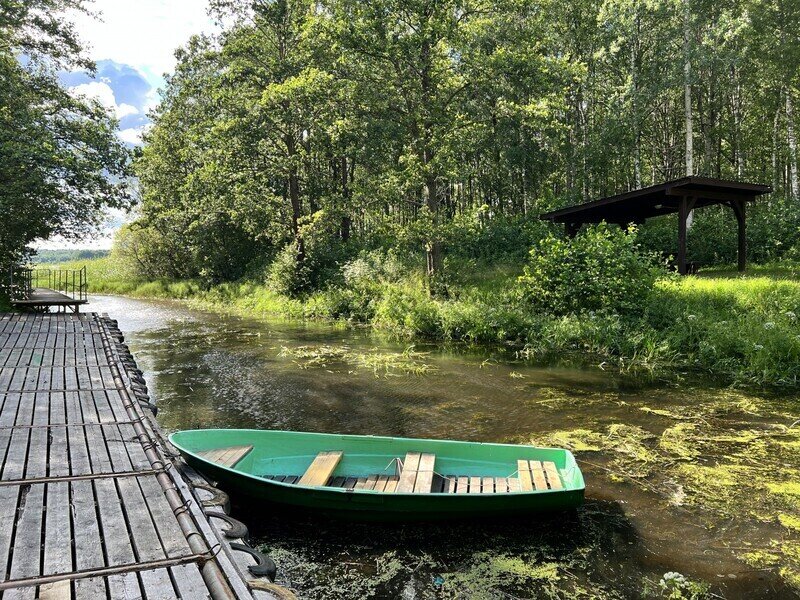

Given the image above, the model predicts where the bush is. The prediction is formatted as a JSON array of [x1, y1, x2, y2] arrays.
[[517, 223, 665, 316], [267, 211, 353, 296]]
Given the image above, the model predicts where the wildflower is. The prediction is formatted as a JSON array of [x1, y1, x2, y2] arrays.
[[764, 322, 775, 330], [754, 344, 764, 351], [785, 311, 797, 321], [687, 314, 697, 321]]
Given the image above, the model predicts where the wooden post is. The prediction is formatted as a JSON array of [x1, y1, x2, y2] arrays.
[[565, 222, 580, 238], [677, 196, 688, 275], [732, 198, 747, 272]]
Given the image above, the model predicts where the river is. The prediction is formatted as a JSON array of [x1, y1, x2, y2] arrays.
[[86, 295, 800, 599]]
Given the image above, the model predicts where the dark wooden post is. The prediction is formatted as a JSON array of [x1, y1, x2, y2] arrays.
[[565, 222, 580, 238], [731, 198, 747, 272], [677, 196, 688, 275]]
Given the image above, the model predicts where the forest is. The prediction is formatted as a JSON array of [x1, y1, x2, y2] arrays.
[[127, 0, 800, 286], [4, 0, 800, 385]]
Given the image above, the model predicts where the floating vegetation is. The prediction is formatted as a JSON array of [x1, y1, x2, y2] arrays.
[[278, 344, 437, 376], [532, 392, 800, 592]]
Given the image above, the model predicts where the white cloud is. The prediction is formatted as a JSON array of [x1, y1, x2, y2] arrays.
[[71, 80, 116, 108], [118, 125, 150, 145], [70, 1, 217, 84], [70, 81, 141, 120], [116, 103, 139, 119]]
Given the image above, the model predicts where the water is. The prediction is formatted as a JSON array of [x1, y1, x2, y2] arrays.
[[87, 295, 800, 599]]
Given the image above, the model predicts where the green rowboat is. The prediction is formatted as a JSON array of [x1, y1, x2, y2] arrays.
[[169, 429, 585, 521]]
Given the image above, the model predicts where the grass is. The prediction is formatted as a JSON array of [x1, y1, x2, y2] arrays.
[[52, 256, 800, 387]]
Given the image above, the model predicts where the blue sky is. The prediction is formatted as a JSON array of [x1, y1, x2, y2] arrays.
[[40, 1, 216, 249], [64, 0, 216, 146]]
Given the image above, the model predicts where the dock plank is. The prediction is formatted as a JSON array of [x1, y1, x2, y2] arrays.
[[0, 313, 259, 600]]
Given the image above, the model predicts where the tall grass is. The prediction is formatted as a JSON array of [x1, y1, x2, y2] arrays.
[[52, 256, 800, 386]]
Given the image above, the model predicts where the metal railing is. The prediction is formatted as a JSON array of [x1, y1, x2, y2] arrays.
[[8, 266, 88, 302]]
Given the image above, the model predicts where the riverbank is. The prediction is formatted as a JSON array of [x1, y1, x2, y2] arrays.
[[55, 257, 800, 386]]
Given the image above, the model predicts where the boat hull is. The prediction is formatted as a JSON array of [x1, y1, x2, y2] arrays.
[[170, 429, 585, 521]]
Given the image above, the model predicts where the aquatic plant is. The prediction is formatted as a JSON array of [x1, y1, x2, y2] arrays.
[[278, 345, 436, 376]]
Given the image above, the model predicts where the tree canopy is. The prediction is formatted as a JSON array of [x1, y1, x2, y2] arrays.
[[0, 0, 131, 266], [131, 0, 800, 290]]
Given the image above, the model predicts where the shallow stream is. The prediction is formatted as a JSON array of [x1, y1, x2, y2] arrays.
[[87, 295, 800, 599]]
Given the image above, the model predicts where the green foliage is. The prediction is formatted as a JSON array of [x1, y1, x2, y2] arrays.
[[517, 224, 665, 316], [0, 1, 131, 267], [33, 249, 109, 264]]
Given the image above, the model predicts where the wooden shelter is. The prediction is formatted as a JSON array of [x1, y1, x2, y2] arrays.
[[539, 176, 772, 274]]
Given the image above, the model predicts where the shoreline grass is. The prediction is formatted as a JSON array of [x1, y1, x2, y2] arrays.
[[51, 256, 800, 387]]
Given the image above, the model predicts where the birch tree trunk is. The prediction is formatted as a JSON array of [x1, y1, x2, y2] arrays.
[[631, 10, 642, 188], [787, 90, 799, 198], [773, 98, 781, 191], [683, 0, 693, 177]]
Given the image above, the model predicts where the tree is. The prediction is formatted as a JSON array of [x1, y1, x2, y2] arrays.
[[0, 0, 131, 266]]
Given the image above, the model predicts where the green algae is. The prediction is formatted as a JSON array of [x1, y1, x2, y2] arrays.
[[439, 553, 563, 599], [533, 390, 800, 593], [278, 344, 437, 376], [780, 514, 800, 532]]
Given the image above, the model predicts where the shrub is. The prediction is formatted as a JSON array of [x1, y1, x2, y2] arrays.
[[517, 223, 665, 316], [267, 241, 312, 296]]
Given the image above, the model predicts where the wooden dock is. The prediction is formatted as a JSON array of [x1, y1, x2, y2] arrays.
[[0, 313, 288, 599], [10, 288, 87, 313]]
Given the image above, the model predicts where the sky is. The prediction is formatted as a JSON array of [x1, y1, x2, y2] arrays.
[[39, 0, 217, 250]]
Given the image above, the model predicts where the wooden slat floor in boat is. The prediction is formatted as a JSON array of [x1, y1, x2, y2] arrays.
[[262, 472, 557, 493], [0, 313, 259, 599]]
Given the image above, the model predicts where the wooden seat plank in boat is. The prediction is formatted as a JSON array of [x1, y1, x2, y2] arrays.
[[414, 453, 436, 493], [396, 452, 436, 493], [482, 477, 494, 494], [197, 445, 253, 468], [507, 477, 521, 492], [517, 460, 534, 491], [396, 452, 420, 492], [530, 461, 549, 490], [298, 451, 343, 487], [542, 461, 563, 490], [456, 476, 469, 494]]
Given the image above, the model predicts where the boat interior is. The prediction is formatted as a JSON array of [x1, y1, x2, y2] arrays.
[[197, 445, 564, 494]]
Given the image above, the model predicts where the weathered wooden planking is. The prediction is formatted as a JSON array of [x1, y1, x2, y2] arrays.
[[299, 451, 343, 487], [0, 314, 254, 600], [395, 452, 421, 493], [517, 459, 534, 492], [6, 484, 46, 600], [198, 445, 254, 468], [529, 460, 549, 491], [469, 476, 482, 494], [542, 461, 563, 490], [412, 453, 436, 493]]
